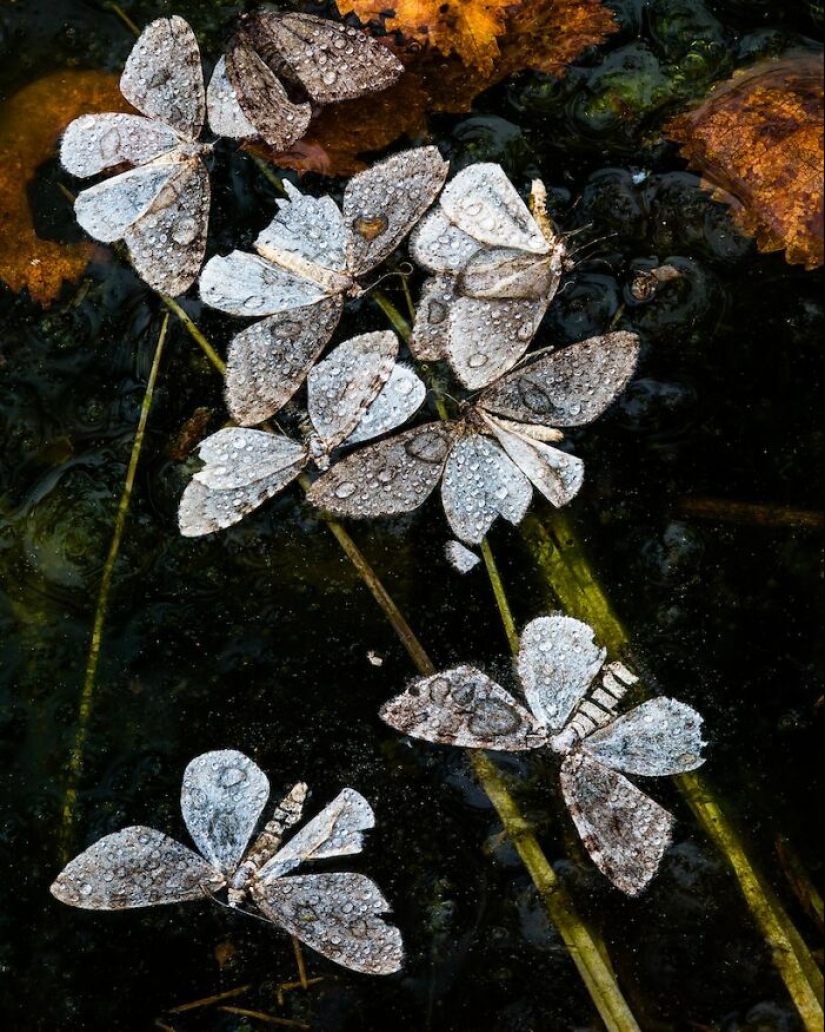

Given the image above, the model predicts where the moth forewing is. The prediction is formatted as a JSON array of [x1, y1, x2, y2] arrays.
[[250, 872, 405, 975], [560, 751, 675, 896], [60, 113, 181, 178], [50, 826, 224, 911], [344, 363, 427, 448], [225, 41, 312, 151], [408, 276, 458, 362], [73, 162, 180, 245], [459, 248, 562, 302], [409, 211, 482, 276], [199, 250, 331, 317], [484, 415, 585, 510], [446, 296, 550, 389], [178, 464, 306, 537], [445, 540, 482, 574], [379, 665, 547, 751], [194, 430, 308, 491], [206, 56, 259, 140]]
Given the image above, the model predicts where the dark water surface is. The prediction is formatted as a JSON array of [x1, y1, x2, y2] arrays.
[[1, 1, 822, 1029]]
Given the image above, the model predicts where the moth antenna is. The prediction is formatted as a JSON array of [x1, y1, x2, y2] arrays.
[[206, 890, 274, 927], [360, 263, 414, 295]]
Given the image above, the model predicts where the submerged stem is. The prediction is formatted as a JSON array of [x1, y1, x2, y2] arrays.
[[480, 539, 520, 655], [521, 509, 825, 1029], [60, 315, 170, 856]]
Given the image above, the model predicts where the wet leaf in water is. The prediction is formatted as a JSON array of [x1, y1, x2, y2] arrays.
[[665, 53, 824, 270], [0, 70, 125, 306]]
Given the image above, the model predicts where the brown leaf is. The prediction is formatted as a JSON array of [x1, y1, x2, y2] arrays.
[[262, 0, 616, 176], [0, 70, 128, 305], [665, 53, 824, 270]]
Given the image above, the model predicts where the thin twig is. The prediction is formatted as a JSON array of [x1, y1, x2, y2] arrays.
[[679, 496, 824, 531], [169, 984, 253, 1013], [480, 539, 520, 655], [59, 315, 170, 857], [108, 2, 140, 37], [161, 295, 226, 374], [217, 1006, 310, 1028], [292, 936, 309, 990]]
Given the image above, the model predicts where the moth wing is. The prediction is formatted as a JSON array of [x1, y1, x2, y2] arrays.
[[479, 331, 641, 428], [409, 209, 481, 275], [74, 161, 178, 243], [445, 540, 481, 574], [206, 55, 259, 140], [257, 789, 375, 881], [441, 434, 532, 546], [251, 872, 404, 975], [307, 423, 454, 519], [199, 251, 329, 317], [225, 41, 311, 151], [225, 297, 343, 426], [560, 751, 674, 896], [60, 113, 179, 178], [343, 146, 449, 276], [50, 827, 223, 910], [255, 183, 350, 286], [408, 276, 456, 362], [487, 417, 584, 509], [440, 164, 548, 253], [121, 154, 209, 296], [583, 698, 706, 777], [460, 248, 562, 302], [517, 615, 606, 732], [246, 11, 404, 104], [345, 363, 427, 447], [180, 750, 271, 876], [447, 296, 549, 390], [195, 429, 308, 490], [380, 664, 544, 751], [307, 331, 397, 450], [120, 16, 205, 141], [178, 465, 305, 537]]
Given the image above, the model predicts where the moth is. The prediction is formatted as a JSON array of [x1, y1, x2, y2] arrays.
[[178, 330, 426, 537], [60, 17, 246, 296], [199, 146, 449, 426], [224, 10, 405, 151], [51, 749, 404, 975], [307, 331, 639, 546], [380, 615, 707, 895], [409, 164, 570, 389]]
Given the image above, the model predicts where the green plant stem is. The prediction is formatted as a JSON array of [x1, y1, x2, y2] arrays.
[[480, 538, 520, 655], [161, 295, 226, 374], [521, 509, 825, 1029], [60, 314, 170, 857]]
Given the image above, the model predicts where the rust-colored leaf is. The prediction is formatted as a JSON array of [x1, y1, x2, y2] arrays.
[[665, 53, 824, 270], [0, 70, 128, 305], [263, 0, 616, 176], [337, 0, 515, 74]]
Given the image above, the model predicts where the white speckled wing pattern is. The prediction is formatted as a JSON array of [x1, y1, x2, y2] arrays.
[[60, 114, 180, 178], [345, 363, 427, 448], [445, 540, 481, 574], [379, 616, 707, 894], [225, 41, 312, 151], [206, 56, 259, 140], [447, 296, 550, 390], [51, 752, 405, 974]]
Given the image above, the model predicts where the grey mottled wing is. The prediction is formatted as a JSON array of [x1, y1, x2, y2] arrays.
[[195, 430, 308, 490], [60, 113, 179, 177], [251, 872, 404, 975], [486, 417, 584, 509], [120, 16, 205, 141], [122, 154, 209, 296], [408, 276, 456, 362], [439, 163, 549, 253], [409, 210, 481, 275], [224, 298, 344, 426], [256, 181, 350, 278], [242, 11, 404, 105], [199, 250, 330, 317], [560, 751, 674, 896], [447, 296, 549, 390], [343, 146, 449, 276], [517, 615, 606, 732], [73, 162, 178, 243], [181, 750, 270, 876], [460, 248, 562, 302], [345, 363, 426, 447], [178, 468, 305, 537], [441, 433, 532, 546], [445, 540, 481, 574], [50, 827, 223, 910], [226, 41, 312, 151], [257, 789, 375, 881], [307, 331, 397, 450], [307, 423, 455, 518], [479, 332, 641, 428], [583, 698, 706, 776], [206, 56, 259, 140], [380, 664, 546, 750]]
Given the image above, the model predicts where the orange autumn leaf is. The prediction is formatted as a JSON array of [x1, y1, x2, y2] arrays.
[[268, 0, 616, 176], [665, 53, 824, 270], [337, 0, 515, 74], [0, 70, 127, 306]]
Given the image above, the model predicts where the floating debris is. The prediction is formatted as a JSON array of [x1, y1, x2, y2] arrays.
[[51, 750, 404, 975], [226, 10, 404, 149], [200, 146, 448, 426], [380, 615, 706, 895], [445, 540, 482, 574], [308, 332, 639, 545], [59, 17, 243, 296], [178, 331, 426, 536], [409, 163, 569, 387]]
